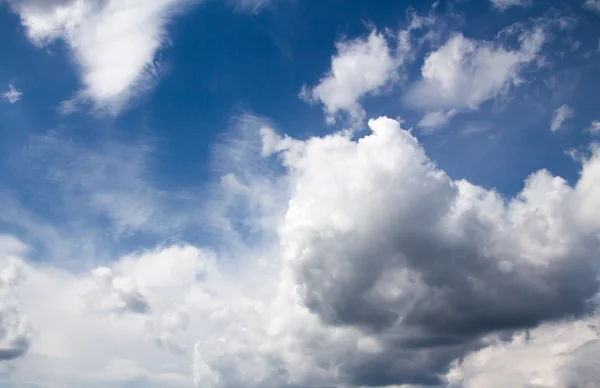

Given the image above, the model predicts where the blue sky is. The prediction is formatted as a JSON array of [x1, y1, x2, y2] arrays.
[[1, 0, 600, 387]]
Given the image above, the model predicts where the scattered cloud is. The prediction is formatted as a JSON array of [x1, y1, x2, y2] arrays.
[[587, 120, 600, 135], [461, 121, 494, 136], [550, 104, 574, 132], [302, 13, 437, 126], [2, 84, 22, 103], [300, 31, 398, 125], [406, 26, 546, 112], [228, 0, 276, 13], [20, 130, 199, 237], [489, 0, 532, 11], [4, 116, 600, 387], [6, 0, 200, 113], [584, 0, 600, 15], [418, 109, 458, 133]]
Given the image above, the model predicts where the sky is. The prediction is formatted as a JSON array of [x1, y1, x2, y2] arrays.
[[1, 0, 600, 387]]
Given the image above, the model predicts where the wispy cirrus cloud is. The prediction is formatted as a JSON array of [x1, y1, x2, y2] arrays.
[[584, 0, 600, 15], [550, 104, 574, 132], [489, 0, 532, 11], [587, 120, 600, 135]]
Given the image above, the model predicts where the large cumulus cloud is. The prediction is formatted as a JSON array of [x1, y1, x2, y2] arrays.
[[1, 117, 600, 387], [262, 117, 600, 386]]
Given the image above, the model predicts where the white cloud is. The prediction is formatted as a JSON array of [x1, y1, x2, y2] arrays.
[[2, 84, 22, 103], [418, 109, 458, 133], [587, 120, 600, 135], [300, 31, 398, 125], [80, 266, 150, 316], [489, 0, 532, 11], [406, 27, 545, 112], [228, 0, 275, 12], [7, 0, 200, 113], [584, 0, 600, 15], [446, 317, 600, 387], [300, 13, 438, 126], [550, 104, 574, 132], [1, 244, 214, 387], [3, 116, 600, 387]]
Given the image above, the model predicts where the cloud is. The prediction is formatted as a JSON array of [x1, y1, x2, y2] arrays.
[[584, 0, 600, 15], [267, 116, 600, 385], [2, 116, 600, 387], [16, 130, 200, 238], [227, 0, 276, 13], [300, 31, 398, 125], [2, 84, 22, 103], [405, 26, 545, 112], [301, 13, 438, 126], [587, 120, 600, 135], [6, 0, 200, 113], [446, 316, 600, 387], [0, 242, 215, 386], [489, 0, 532, 11], [418, 109, 458, 133], [0, 237, 31, 361], [81, 266, 150, 315], [550, 104, 574, 132]]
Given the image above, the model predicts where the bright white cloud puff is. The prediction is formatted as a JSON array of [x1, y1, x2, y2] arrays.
[[406, 27, 545, 112], [6, 0, 199, 113], [300, 31, 399, 125]]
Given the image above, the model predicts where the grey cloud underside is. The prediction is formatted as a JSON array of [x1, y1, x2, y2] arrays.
[[0, 259, 31, 362], [0, 337, 29, 361], [270, 117, 600, 387], [562, 340, 600, 387]]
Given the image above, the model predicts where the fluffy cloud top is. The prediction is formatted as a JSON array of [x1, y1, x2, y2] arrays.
[[301, 13, 439, 126], [406, 27, 545, 112], [6, 0, 199, 112], [300, 31, 398, 124], [2, 116, 600, 387]]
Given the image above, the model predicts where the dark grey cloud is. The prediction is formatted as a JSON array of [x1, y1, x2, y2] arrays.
[[0, 257, 31, 362]]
